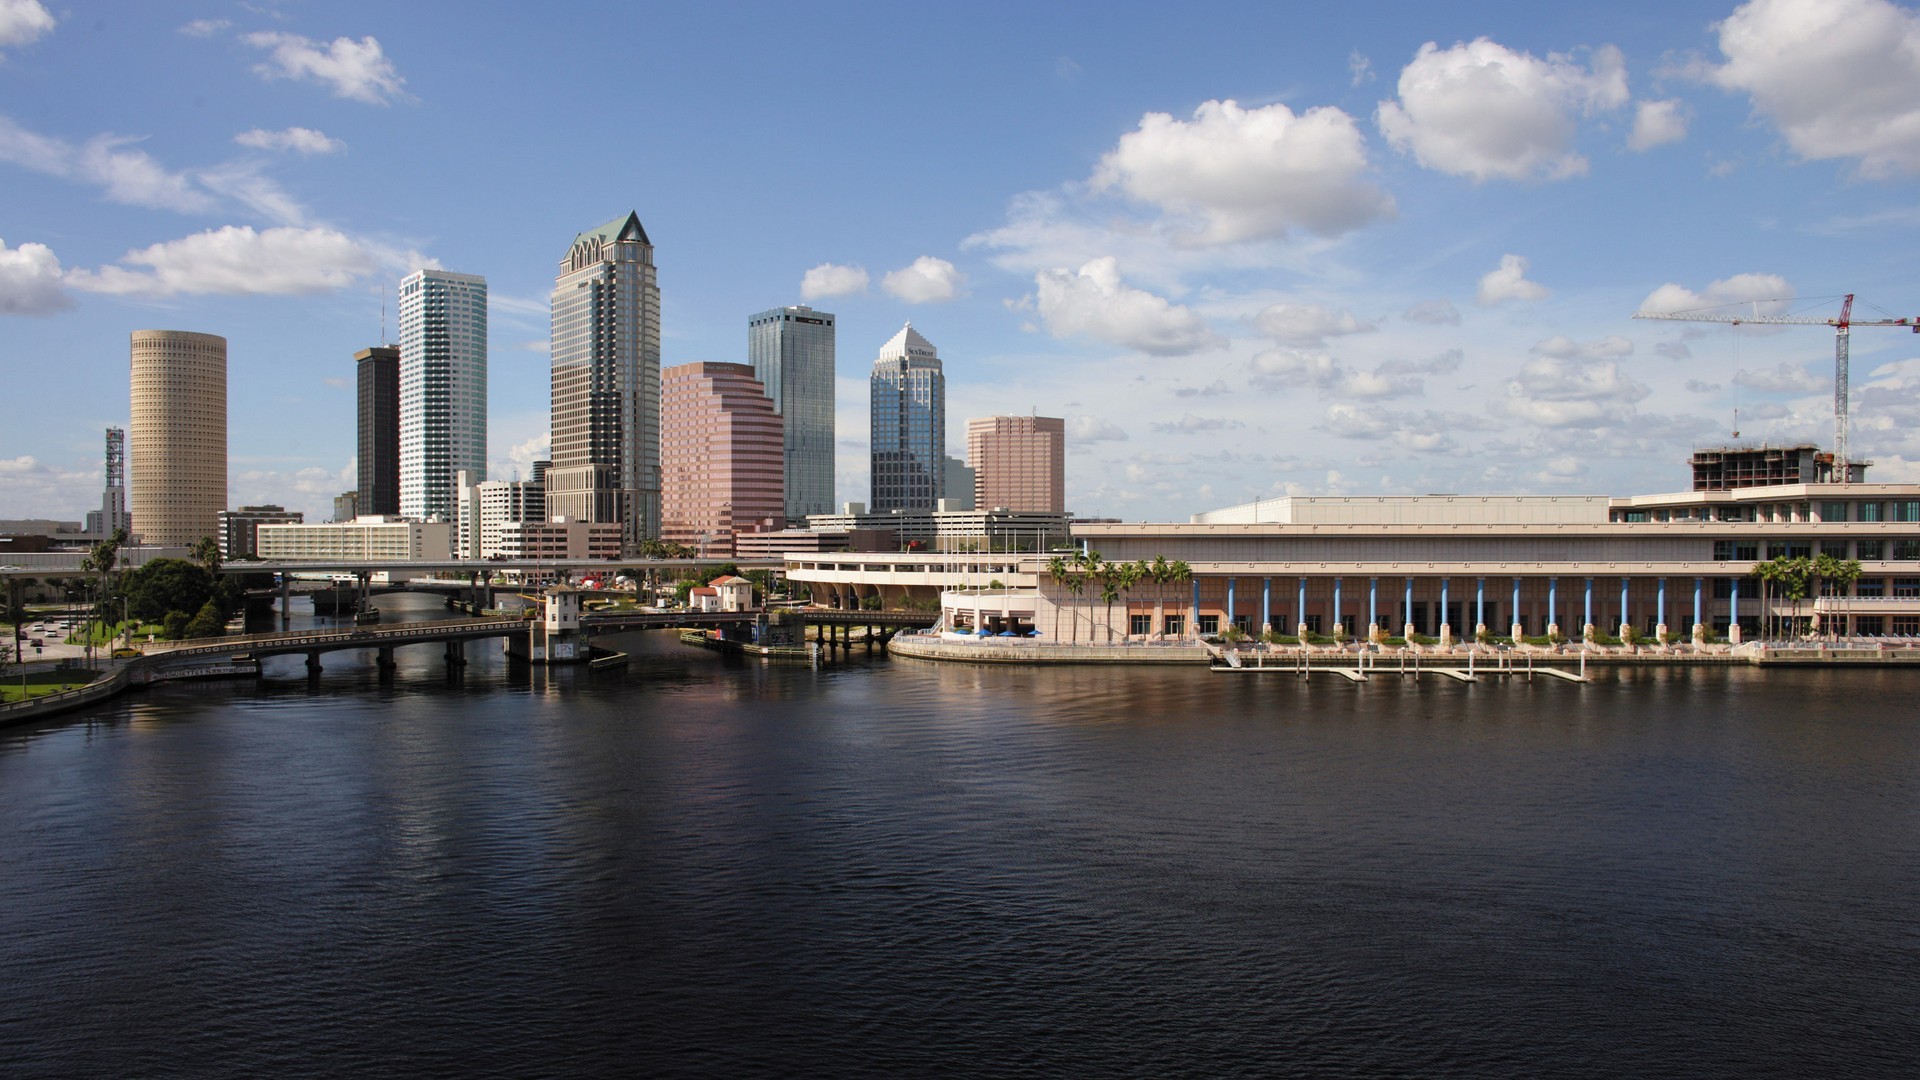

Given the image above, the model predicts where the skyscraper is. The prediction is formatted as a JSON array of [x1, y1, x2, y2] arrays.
[[967, 415, 1066, 512], [547, 211, 661, 549], [869, 324, 945, 513], [748, 304, 835, 521], [398, 270, 488, 522], [353, 345, 401, 517], [659, 362, 785, 557], [129, 329, 226, 547], [84, 427, 130, 539]]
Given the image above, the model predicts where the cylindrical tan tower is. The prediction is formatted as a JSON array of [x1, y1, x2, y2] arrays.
[[130, 330, 227, 547]]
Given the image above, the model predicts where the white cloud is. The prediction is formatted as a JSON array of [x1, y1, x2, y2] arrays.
[[1628, 99, 1688, 151], [66, 225, 379, 297], [244, 32, 408, 105], [800, 262, 868, 300], [0, 237, 69, 314], [1349, 51, 1375, 87], [881, 255, 965, 303], [1477, 253, 1551, 305], [1377, 38, 1628, 181], [1734, 361, 1825, 393], [1530, 335, 1633, 360], [1661, 343, 1696, 361], [235, 126, 344, 155], [1711, 0, 1920, 177], [0, 115, 214, 213], [1253, 302, 1376, 347], [1339, 370, 1424, 399], [1066, 415, 1127, 443], [1091, 98, 1395, 243], [0, 0, 53, 53], [1151, 413, 1244, 434], [1492, 356, 1650, 427], [1031, 257, 1222, 355], [194, 160, 309, 225], [1250, 347, 1343, 390], [1402, 298, 1461, 325], [1637, 272, 1792, 315], [178, 18, 231, 38]]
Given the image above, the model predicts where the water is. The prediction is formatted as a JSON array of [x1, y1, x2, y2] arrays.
[[3, 597, 1917, 1077]]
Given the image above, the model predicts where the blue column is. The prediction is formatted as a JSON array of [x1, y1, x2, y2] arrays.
[[1730, 577, 1739, 626], [1476, 577, 1485, 628], [1298, 576, 1307, 631], [1693, 577, 1703, 629], [1227, 577, 1236, 628], [1403, 576, 1414, 631], [1334, 578, 1343, 632], [1620, 578, 1629, 633], [1658, 577, 1667, 628], [1368, 577, 1378, 628], [1584, 577, 1593, 629], [1191, 578, 1200, 631], [1441, 577, 1450, 630], [1549, 577, 1558, 630], [1261, 577, 1271, 632], [1512, 577, 1522, 632]]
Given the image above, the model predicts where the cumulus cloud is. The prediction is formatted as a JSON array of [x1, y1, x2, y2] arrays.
[[1377, 37, 1628, 181], [1734, 361, 1825, 393], [1378, 348, 1464, 376], [1628, 99, 1689, 151], [1638, 272, 1792, 315], [0, 237, 69, 314], [1253, 302, 1375, 346], [1402, 298, 1461, 325], [1711, 0, 1920, 177], [66, 225, 379, 297], [800, 262, 868, 300], [235, 126, 344, 155], [1066, 415, 1128, 443], [1492, 356, 1650, 427], [1091, 98, 1395, 243], [178, 18, 231, 38], [1349, 51, 1375, 87], [1151, 413, 1244, 434], [881, 255, 965, 303], [0, 0, 53, 54], [1339, 371, 1424, 399], [1531, 335, 1633, 360], [1321, 404, 1477, 452], [1250, 347, 1343, 390], [244, 32, 408, 104], [1030, 257, 1222, 355], [1477, 253, 1551, 305], [1174, 379, 1231, 398]]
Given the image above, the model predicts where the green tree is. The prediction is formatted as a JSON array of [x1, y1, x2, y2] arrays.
[[123, 559, 214, 624], [191, 535, 222, 573], [184, 598, 226, 640], [162, 611, 192, 640]]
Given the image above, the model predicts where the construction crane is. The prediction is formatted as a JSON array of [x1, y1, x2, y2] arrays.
[[1633, 294, 1920, 484]]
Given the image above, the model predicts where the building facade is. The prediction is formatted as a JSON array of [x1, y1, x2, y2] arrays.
[[748, 305, 836, 521], [354, 345, 401, 517], [130, 329, 226, 547], [659, 362, 785, 557], [967, 415, 1065, 512], [492, 519, 621, 561], [547, 211, 661, 550], [217, 504, 303, 561], [398, 270, 488, 521], [256, 516, 453, 562], [84, 427, 130, 540], [333, 492, 359, 523], [869, 324, 944, 513], [455, 469, 547, 560], [941, 456, 975, 511]]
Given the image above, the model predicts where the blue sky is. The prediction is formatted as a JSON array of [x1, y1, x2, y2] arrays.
[[5, 0, 1920, 525]]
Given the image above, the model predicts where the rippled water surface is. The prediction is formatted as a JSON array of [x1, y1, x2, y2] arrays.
[[3, 596, 1918, 1077]]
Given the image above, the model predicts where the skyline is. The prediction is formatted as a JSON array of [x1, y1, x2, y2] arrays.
[[6, 1, 1920, 525]]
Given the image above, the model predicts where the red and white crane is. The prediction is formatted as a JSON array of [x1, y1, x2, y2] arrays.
[[1633, 294, 1920, 483]]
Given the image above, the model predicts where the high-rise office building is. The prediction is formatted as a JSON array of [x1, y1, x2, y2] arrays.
[[130, 329, 226, 547], [398, 270, 488, 521], [748, 304, 835, 521], [333, 492, 359, 523], [659, 362, 784, 557], [354, 345, 401, 517], [547, 211, 661, 550], [217, 504, 303, 561], [84, 427, 130, 539], [942, 455, 975, 511], [869, 324, 945, 513], [966, 415, 1066, 512]]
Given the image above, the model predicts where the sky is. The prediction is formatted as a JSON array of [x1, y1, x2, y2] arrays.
[[5, 0, 1920, 526]]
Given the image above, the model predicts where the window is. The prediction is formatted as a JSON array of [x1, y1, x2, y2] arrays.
[[1897, 501, 1920, 523], [1130, 614, 1151, 635], [1305, 614, 1322, 633], [1163, 616, 1184, 636], [1895, 579, 1920, 598], [1198, 615, 1220, 635], [1895, 615, 1920, 636], [1821, 541, 1849, 557], [1895, 540, 1920, 561], [1233, 615, 1253, 635], [1822, 501, 1848, 522], [1856, 615, 1886, 636], [1860, 502, 1885, 522], [1859, 539, 1885, 560]]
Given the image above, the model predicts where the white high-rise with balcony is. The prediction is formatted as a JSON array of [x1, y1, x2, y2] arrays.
[[398, 269, 488, 522]]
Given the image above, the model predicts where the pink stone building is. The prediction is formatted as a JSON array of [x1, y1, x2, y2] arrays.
[[966, 415, 1065, 512], [661, 362, 785, 556]]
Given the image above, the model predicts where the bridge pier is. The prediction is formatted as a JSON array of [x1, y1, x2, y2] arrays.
[[305, 650, 322, 675], [377, 646, 396, 670], [281, 576, 292, 631], [445, 639, 466, 668]]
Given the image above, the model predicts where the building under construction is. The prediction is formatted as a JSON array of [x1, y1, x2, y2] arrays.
[[1689, 444, 1869, 491]]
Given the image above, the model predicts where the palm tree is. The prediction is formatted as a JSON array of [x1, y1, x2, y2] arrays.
[[1062, 559, 1087, 643], [1045, 556, 1070, 640], [1168, 559, 1193, 637], [1146, 555, 1171, 636]]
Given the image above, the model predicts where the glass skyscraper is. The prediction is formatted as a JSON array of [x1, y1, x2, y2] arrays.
[[869, 323, 945, 513], [748, 304, 835, 520], [397, 269, 488, 523], [546, 211, 661, 548]]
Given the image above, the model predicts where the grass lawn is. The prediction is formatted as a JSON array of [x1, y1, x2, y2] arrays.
[[0, 667, 100, 704]]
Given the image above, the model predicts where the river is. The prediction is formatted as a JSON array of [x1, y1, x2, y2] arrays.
[[2, 593, 1916, 1077]]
